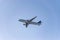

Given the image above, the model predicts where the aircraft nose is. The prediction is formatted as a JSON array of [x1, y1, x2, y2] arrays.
[[18, 19, 22, 21], [18, 19, 22, 22], [18, 19, 20, 21]]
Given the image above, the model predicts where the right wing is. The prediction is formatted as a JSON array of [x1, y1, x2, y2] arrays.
[[29, 16, 37, 22], [19, 16, 37, 23]]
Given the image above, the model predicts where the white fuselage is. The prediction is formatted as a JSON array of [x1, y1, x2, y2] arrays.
[[25, 20, 31, 24]]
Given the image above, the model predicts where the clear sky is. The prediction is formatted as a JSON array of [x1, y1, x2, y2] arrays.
[[0, 0, 60, 40]]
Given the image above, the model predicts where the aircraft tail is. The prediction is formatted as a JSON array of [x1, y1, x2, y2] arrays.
[[38, 21, 41, 23], [38, 21, 41, 25]]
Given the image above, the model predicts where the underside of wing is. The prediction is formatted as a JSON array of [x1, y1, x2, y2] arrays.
[[26, 23, 28, 28]]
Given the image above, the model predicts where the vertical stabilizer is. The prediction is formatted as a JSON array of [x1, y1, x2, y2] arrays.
[[38, 21, 41, 23]]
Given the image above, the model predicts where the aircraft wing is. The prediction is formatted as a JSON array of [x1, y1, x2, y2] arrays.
[[26, 23, 29, 28], [19, 19, 29, 27], [29, 16, 37, 22]]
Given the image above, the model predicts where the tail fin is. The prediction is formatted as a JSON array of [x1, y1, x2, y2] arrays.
[[38, 21, 41, 23]]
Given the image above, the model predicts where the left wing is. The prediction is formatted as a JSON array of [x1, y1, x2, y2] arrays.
[[26, 23, 29, 28], [19, 19, 29, 27]]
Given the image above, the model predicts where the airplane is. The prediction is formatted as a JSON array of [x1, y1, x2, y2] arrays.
[[18, 16, 41, 28]]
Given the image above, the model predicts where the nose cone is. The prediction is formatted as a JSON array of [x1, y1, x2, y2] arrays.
[[18, 19, 23, 22], [18, 19, 21, 21]]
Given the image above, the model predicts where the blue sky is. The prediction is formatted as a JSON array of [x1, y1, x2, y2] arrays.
[[0, 0, 60, 40]]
